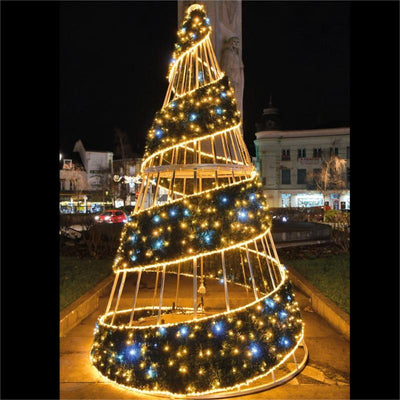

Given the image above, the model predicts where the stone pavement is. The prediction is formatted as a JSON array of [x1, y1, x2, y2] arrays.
[[60, 274, 349, 399]]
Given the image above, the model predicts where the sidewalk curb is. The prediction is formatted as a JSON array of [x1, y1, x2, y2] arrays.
[[286, 266, 350, 341], [60, 274, 114, 337]]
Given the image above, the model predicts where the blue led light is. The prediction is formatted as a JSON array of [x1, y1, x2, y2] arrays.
[[219, 277, 224, 284], [147, 367, 155, 378], [179, 326, 189, 337], [199, 230, 214, 246], [221, 196, 228, 204], [191, 33, 197, 39], [169, 208, 178, 217], [189, 113, 197, 121], [181, 27, 186, 33], [183, 208, 190, 217], [131, 234, 137, 243], [215, 107, 223, 115], [116, 354, 124, 361], [127, 343, 142, 360], [220, 91, 227, 98], [153, 215, 161, 223], [198, 71, 204, 82], [287, 295, 292, 301], [237, 209, 248, 222], [155, 129, 163, 138], [154, 240, 164, 250], [131, 254, 137, 262], [279, 311, 288, 320], [279, 337, 290, 348], [170, 101, 177, 108], [250, 344, 260, 357], [205, 17, 210, 26], [212, 322, 224, 335], [265, 298, 275, 309], [249, 193, 257, 201], [158, 327, 166, 335], [170, 58, 176, 64]]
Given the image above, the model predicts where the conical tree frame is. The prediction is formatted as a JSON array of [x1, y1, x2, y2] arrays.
[[91, 4, 307, 398]]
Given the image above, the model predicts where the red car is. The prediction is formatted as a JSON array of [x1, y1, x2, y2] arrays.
[[95, 210, 128, 224]]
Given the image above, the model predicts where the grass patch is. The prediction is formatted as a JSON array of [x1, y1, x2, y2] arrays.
[[60, 257, 113, 311], [281, 254, 350, 314]]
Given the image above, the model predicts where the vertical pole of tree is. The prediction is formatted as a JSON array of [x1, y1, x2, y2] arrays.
[[223, 132, 236, 182], [152, 266, 160, 313], [138, 174, 150, 210], [221, 251, 230, 312], [229, 131, 240, 164], [198, 140, 202, 192], [129, 268, 143, 326], [267, 230, 283, 281], [188, 47, 193, 92], [195, 46, 199, 90], [175, 262, 181, 308], [105, 272, 120, 315], [262, 235, 280, 285], [157, 265, 167, 324], [180, 54, 188, 94], [220, 133, 231, 184], [260, 235, 276, 289], [245, 244, 258, 300], [152, 172, 161, 206], [193, 258, 198, 317], [239, 250, 250, 299], [211, 136, 219, 186], [111, 271, 127, 325], [182, 144, 188, 195], [253, 240, 267, 292]]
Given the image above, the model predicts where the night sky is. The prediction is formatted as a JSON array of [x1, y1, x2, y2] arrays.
[[60, 1, 349, 157]]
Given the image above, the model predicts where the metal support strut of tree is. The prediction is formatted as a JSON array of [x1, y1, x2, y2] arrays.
[[91, 4, 307, 397]]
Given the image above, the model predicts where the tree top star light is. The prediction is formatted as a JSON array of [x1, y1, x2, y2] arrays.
[[91, 4, 307, 397]]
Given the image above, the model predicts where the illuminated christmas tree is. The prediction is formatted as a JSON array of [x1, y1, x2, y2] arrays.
[[91, 4, 307, 397]]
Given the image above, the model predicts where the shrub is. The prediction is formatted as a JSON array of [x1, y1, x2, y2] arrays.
[[60, 223, 124, 259]]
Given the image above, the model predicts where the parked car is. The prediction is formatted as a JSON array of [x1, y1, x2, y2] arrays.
[[95, 210, 128, 224]]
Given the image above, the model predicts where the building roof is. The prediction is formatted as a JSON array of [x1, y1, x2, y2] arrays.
[[255, 126, 350, 140], [74, 138, 113, 154]]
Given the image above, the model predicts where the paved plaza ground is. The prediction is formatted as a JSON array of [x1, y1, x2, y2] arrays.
[[60, 273, 349, 399]]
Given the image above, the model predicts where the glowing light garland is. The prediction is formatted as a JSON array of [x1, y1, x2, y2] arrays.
[[91, 4, 305, 397]]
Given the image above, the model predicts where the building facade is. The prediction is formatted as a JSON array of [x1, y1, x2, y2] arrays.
[[73, 139, 114, 191], [254, 103, 350, 209]]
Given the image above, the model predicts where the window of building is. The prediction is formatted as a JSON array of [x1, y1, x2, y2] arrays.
[[346, 146, 350, 159], [313, 148, 322, 158], [281, 169, 291, 184], [63, 159, 72, 170], [297, 169, 306, 184], [281, 149, 290, 161], [262, 177, 266, 186], [335, 147, 339, 156], [297, 149, 306, 159], [60, 179, 65, 191], [69, 180, 74, 191]]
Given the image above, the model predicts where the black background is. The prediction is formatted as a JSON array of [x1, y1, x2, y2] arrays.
[[1, 2, 399, 399]]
